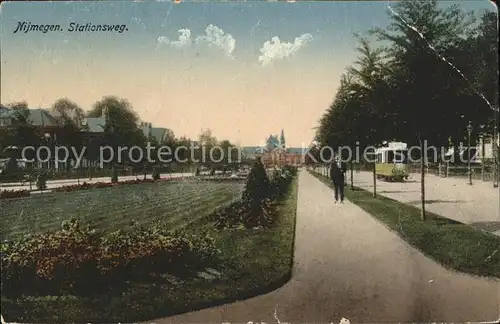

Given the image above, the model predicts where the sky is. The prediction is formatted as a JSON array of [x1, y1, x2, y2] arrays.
[[0, 0, 496, 147]]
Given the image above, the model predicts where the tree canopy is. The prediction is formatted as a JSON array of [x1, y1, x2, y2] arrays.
[[316, 1, 498, 157]]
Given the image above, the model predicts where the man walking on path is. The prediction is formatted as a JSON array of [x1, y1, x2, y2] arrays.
[[330, 156, 347, 203]]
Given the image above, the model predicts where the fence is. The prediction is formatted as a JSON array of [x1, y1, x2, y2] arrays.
[[306, 162, 499, 186], [407, 162, 499, 185], [306, 165, 330, 178]]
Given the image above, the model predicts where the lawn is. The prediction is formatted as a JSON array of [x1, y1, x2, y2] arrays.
[[309, 170, 500, 278], [0, 180, 245, 241], [1, 176, 299, 323]]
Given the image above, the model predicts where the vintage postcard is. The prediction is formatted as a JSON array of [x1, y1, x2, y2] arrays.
[[0, 0, 498, 323]]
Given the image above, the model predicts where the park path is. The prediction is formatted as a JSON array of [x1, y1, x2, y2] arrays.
[[150, 171, 499, 323], [0, 172, 195, 191], [346, 170, 500, 236]]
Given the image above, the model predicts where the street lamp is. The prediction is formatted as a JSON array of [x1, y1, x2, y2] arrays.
[[467, 121, 472, 185], [494, 111, 499, 188]]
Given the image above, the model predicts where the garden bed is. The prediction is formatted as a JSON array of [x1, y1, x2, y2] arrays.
[[1, 169, 299, 323], [0, 189, 30, 200]]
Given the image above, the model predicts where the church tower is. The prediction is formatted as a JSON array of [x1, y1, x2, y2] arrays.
[[280, 129, 286, 149]]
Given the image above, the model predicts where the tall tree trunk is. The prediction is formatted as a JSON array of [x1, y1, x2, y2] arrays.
[[494, 116, 499, 188], [420, 138, 426, 221], [372, 161, 377, 198], [350, 160, 354, 189], [481, 136, 485, 181]]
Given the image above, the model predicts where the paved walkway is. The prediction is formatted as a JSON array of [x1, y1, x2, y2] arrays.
[[150, 171, 499, 323], [345, 170, 500, 236], [0, 172, 195, 191]]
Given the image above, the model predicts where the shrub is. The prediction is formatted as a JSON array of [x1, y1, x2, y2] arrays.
[[267, 165, 295, 200], [1, 218, 102, 297], [53, 179, 157, 193], [0, 189, 31, 200], [282, 165, 298, 176], [208, 199, 277, 230], [36, 172, 47, 190], [208, 163, 296, 229], [241, 158, 274, 227], [111, 168, 118, 184], [54, 182, 111, 192], [119, 179, 155, 185], [152, 168, 161, 181], [1, 218, 218, 298], [242, 158, 271, 203], [208, 201, 249, 229]]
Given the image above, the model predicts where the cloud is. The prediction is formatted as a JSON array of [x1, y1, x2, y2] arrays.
[[157, 28, 192, 48], [258, 33, 313, 66], [195, 24, 236, 57]]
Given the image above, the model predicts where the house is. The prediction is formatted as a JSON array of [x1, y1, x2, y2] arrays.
[[28, 108, 59, 127], [140, 122, 172, 144], [81, 116, 106, 133], [443, 135, 499, 164], [0, 106, 59, 129]]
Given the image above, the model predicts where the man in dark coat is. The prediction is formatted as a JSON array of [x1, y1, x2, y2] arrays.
[[329, 156, 347, 203]]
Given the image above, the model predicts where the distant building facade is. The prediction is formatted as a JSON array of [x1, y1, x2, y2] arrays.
[[241, 129, 305, 168]]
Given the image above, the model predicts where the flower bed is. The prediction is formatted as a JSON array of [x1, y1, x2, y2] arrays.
[[0, 189, 31, 200], [207, 165, 297, 229], [1, 218, 218, 298], [193, 177, 247, 182], [54, 178, 157, 193]]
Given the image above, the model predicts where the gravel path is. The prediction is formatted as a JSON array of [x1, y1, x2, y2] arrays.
[[344, 170, 500, 236], [150, 171, 499, 323]]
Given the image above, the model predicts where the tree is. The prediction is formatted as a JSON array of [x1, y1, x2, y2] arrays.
[[3, 102, 41, 161], [163, 128, 176, 146], [241, 157, 272, 227], [316, 38, 390, 193], [174, 136, 192, 168], [315, 0, 489, 219], [51, 99, 85, 171], [473, 10, 499, 186], [7, 102, 30, 125], [51, 98, 85, 127], [89, 96, 145, 182], [198, 129, 218, 172], [0, 128, 10, 155], [212, 139, 240, 174], [371, 0, 478, 220]]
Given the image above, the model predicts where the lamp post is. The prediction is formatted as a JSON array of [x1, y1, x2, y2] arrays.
[[494, 116, 499, 188], [467, 121, 472, 185]]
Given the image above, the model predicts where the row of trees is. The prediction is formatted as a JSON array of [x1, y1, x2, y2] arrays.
[[313, 1, 498, 219], [0, 96, 242, 179]]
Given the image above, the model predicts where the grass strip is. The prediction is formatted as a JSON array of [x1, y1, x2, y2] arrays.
[[309, 170, 500, 279]]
